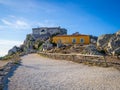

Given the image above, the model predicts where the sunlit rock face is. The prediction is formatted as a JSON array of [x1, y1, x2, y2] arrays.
[[97, 31, 120, 55], [8, 46, 22, 55]]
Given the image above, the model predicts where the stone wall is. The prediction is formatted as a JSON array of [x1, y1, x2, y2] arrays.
[[38, 52, 108, 66], [32, 27, 67, 36], [38, 52, 120, 70]]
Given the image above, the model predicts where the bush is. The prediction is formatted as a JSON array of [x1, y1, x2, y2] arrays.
[[38, 45, 43, 51], [33, 39, 44, 50]]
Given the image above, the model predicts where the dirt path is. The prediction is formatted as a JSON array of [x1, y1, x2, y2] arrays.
[[0, 60, 9, 67], [7, 54, 120, 90]]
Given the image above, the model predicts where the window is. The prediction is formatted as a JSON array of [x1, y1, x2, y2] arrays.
[[41, 29, 45, 32], [72, 38, 76, 43], [40, 29, 46, 35], [80, 38, 84, 43]]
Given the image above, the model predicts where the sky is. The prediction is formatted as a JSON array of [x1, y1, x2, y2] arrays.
[[0, 0, 120, 56]]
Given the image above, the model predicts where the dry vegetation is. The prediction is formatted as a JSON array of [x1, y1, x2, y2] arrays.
[[0, 54, 21, 68]]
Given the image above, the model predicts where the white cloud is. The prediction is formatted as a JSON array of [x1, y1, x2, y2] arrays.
[[1, 16, 31, 30], [1, 19, 12, 26], [0, 39, 22, 46], [14, 20, 30, 29], [0, 39, 22, 57], [16, 20, 29, 27], [0, 16, 57, 30]]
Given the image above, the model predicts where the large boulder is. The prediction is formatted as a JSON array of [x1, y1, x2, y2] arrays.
[[8, 46, 22, 55], [23, 34, 44, 53], [82, 44, 103, 55], [97, 34, 113, 50], [108, 35, 120, 50], [24, 34, 35, 50], [97, 31, 120, 55]]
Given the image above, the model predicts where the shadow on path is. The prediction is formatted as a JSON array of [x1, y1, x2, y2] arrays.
[[3, 63, 21, 90]]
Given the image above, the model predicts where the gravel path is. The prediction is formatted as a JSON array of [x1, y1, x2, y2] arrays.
[[7, 54, 120, 90]]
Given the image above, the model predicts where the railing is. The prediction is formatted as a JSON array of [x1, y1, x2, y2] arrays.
[[38, 52, 108, 67]]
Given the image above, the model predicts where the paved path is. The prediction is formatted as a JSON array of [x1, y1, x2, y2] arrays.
[[7, 54, 120, 90]]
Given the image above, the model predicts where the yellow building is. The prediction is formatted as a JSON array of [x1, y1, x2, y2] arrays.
[[52, 35, 90, 44]]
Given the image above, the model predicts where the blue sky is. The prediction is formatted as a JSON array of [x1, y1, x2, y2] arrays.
[[0, 0, 120, 56]]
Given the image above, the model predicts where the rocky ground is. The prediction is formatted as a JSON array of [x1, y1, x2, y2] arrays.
[[6, 54, 120, 90]]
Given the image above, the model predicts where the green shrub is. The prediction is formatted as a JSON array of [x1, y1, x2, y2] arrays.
[[38, 45, 43, 51]]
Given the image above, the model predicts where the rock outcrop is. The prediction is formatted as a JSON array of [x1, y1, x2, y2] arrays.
[[7, 27, 67, 55], [20, 27, 67, 53], [8, 46, 22, 55], [97, 34, 113, 50], [90, 35, 98, 44], [97, 31, 120, 55], [82, 44, 103, 55], [21, 34, 44, 53]]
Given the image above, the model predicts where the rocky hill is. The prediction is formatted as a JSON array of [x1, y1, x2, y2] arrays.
[[7, 27, 67, 56], [7, 28, 120, 58], [97, 30, 120, 56]]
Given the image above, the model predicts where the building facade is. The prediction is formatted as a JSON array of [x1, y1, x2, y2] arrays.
[[32, 27, 67, 37], [52, 35, 90, 45]]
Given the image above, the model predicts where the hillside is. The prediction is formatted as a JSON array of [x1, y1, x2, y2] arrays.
[[3, 27, 120, 60]]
